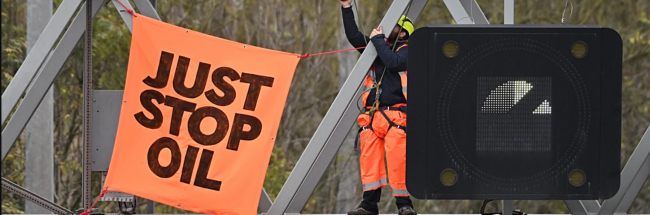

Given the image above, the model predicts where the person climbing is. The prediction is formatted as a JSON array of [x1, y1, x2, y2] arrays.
[[339, 0, 415, 215]]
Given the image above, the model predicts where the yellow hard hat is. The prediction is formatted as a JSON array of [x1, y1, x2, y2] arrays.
[[398, 15, 415, 36]]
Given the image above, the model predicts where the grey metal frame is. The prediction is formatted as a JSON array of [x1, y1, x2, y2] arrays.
[[82, 0, 94, 208], [259, 189, 273, 213], [598, 126, 650, 215], [1, 0, 83, 125], [443, 0, 489, 24], [504, 0, 514, 24], [112, 0, 135, 32], [2, 0, 106, 161], [502, 200, 513, 215], [1, 0, 152, 213], [2, 0, 649, 214], [1, 178, 75, 215], [565, 200, 601, 215], [133, 0, 162, 21]]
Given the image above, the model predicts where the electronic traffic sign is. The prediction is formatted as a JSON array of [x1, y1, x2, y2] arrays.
[[406, 26, 622, 200]]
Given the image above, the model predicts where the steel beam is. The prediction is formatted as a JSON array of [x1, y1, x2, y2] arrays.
[[116, 0, 163, 30], [502, 200, 513, 215], [2, 178, 75, 215], [133, 0, 162, 21], [582, 200, 602, 214], [147, 200, 156, 214], [267, 1, 413, 214], [82, 0, 94, 209], [504, 0, 514, 24], [598, 125, 650, 215], [1, 0, 107, 161], [259, 189, 272, 213], [443, 0, 489, 24], [1, 0, 82, 125], [406, 0, 430, 23], [112, 0, 135, 32], [565, 200, 600, 215]]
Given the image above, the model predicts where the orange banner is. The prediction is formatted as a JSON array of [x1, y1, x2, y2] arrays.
[[104, 14, 299, 215]]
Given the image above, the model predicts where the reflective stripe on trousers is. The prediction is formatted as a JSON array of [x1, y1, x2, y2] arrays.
[[362, 178, 388, 190], [392, 188, 410, 197]]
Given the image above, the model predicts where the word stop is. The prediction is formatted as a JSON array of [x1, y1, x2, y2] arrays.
[[136, 51, 275, 191]]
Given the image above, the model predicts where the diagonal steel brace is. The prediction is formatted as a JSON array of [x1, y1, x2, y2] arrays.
[[1, 0, 83, 124], [598, 125, 650, 215], [2, 178, 75, 215], [1, 0, 107, 161]]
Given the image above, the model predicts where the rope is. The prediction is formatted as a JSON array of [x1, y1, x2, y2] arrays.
[[114, 0, 137, 17], [79, 187, 108, 215], [353, 0, 369, 46], [299, 46, 366, 58], [364, 0, 414, 117]]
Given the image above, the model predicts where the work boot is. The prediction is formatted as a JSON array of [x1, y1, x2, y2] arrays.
[[347, 207, 378, 215], [398, 206, 417, 215]]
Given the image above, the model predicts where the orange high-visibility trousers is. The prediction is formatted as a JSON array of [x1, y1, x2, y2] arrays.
[[357, 105, 409, 197]]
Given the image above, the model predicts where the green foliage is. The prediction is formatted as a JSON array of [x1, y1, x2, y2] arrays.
[[1, 0, 26, 94], [264, 147, 291, 201], [2, 200, 24, 214]]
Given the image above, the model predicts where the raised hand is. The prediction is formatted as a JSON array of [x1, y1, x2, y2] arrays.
[[340, 0, 352, 8], [370, 26, 383, 38]]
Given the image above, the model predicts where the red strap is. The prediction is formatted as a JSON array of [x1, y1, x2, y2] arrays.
[[79, 187, 109, 215], [114, 0, 137, 17], [300, 46, 366, 58], [396, 43, 408, 51]]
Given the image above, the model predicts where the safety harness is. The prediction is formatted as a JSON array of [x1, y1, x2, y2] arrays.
[[354, 106, 407, 151], [351, 0, 413, 151], [354, 43, 408, 151]]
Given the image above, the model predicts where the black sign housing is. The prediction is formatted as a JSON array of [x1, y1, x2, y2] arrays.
[[406, 25, 622, 200]]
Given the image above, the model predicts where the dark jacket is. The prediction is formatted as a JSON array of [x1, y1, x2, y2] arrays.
[[342, 6, 408, 107]]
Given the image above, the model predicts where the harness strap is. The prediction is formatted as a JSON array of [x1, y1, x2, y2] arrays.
[[355, 105, 407, 151], [354, 125, 370, 151], [378, 109, 407, 134], [364, 106, 406, 114], [396, 43, 408, 52], [354, 111, 376, 151]]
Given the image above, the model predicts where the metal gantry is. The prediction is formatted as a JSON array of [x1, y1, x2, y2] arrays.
[[1, 0, 648, 215]]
